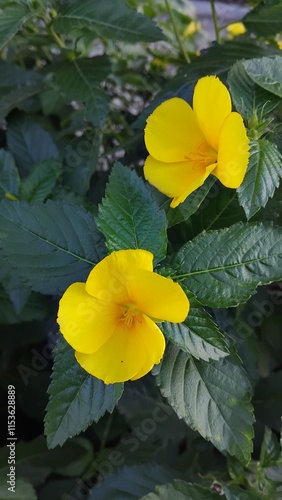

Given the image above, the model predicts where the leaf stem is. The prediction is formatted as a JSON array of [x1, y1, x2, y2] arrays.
[[210, 0, 221, 44], [164, 0, 191, 63], [46, 23, 65, 49]]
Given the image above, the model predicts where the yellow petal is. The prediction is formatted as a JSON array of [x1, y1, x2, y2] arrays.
[[170, 163, 216, 208], [144, 155, 212, 204], [227, 22, 246, 37], [193, 76, 232, 151], [144, 97, 204, 162], [128, 270, 189, 322], [75, 315, 165, 384], [214, 112, 250, 188], [86, 249, 153, 304], [57, 283, 120, 354]]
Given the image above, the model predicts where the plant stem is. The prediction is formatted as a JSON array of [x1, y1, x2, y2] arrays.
[[164, 0, 191, 64], [46, 23, 65, 49], [210, 0, 221, 44]]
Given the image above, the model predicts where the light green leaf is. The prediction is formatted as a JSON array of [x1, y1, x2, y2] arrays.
[[0, 150, 20, 198], [0, 199, 106, 294], [243, 56, 282, 98], [54, 0, 165, 43], [260, 427, 280, 468], [141, 480, 220, 500], [155, 344, 254, 463], [238, 140, 282, 219], [162, 290, 229, 361], [0, 4, 30, 49], [174, 223, 282, 307], [228, 61, 280, 119], [20, 159, 62, 202], [45, 339, 123, 448], [243, 2, 282, 37], [97, 163, 167, 264]]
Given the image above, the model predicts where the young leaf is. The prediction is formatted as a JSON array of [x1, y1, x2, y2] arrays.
[[54, 0, 165, 43], [97, 163, 167, 264], [0, 149, 20, 198], [173, 223, 282, 307], [45, 339, 123, 449], [0, 199, 106, 294], [20, 159, 62, 202], [162, 290, 230, 361], [154, 344, 254, 463], [141, 480, 220, 500], [237, 140, 282, 219]]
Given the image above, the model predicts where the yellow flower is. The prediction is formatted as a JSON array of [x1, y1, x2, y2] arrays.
[[183, 21, 201, 37], [144, 76, 250, 208], [277, 40, 282, 50], [57, 249, 189, 384], [226, 22, 246, 38]]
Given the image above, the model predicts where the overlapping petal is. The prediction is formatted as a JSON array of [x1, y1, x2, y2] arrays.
[[144, 97, 204, 162], [193, 76, 232, 151], [75, 315, 165, 384], [57, 282, 120, 354], [215, 112, 250, 188]]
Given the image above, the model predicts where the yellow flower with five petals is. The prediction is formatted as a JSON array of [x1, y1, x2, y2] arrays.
[[57, 249, 189, 384], [144, 76, 250, 208]]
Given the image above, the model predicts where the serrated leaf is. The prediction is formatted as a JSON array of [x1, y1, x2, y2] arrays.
[[0, 149, 20, 198], [97, 163, 167, 264], [243, 56, 282, 98], [0, 4, 30, 49], [141, 480, 219, 500], [162, 290, 229, 361], [54, 0, 165, 43], [155, 344, 254, 463], [260, 427, 280, 468], [0, 199, 106, 294], [174, 223, 282, 307], [20, 159, 62, 202], [243, 2, 282, 37], [45, 339, 123, 448], [7, 113, 59, 177], [228, 61, 280, 119], [164, 177, 215, 228], [0, 84, 43, 119], [238, 140, 282, 219], [88, 463, 177, 500]]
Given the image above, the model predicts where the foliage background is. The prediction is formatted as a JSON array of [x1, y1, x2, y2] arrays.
[[0, 0, 282, 499]]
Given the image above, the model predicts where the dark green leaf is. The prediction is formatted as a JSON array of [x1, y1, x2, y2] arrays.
[[0, 254, 30, 314], [97, 163, 167, 264], [155, 344, 254, 463], [7, 113, 59, 177], [238, 140, 282, 219], [0, 85, 43, 119], [223, 484, 262, 500], [0, 199, 106, 294], [0, 4, 30, 49], [162, 290, 229, 361], [141, 480, 220, 500], [174, 223, 282, 307], [54, 0, 165, 43], [20, 159, 62, 202], [228, 61, 280, 119], [243, 2, 282, 37], [243, 56, 282, 98], [260, 427, 280, 468], [0, 476, 36, 499], [254, 373, 282, 432], [45, 339, 123, 448], [0, 285, 50, 324], [0, 149, 20, 198]]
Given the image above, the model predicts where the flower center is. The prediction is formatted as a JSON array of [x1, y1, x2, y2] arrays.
[[185, 141, 217, 168], [119, 305, 143, 328]]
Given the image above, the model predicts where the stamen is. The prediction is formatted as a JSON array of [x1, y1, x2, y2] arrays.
[[118, 305, 143, 327]]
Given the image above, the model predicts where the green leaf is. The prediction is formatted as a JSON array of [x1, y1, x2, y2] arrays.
[[0, 286, 50, 324], [243, 56, 282, 98], [223, 484, 262, 500], [51, 57, 111, 126], [97, 163, 167, 264], [243, 1, 282, 37], [88, 463, 177, 500], [0, 150, 20, 198], [0, 476, 36, 499], [0, 254, 31, 314], [141, 480, 220, 500], [20, 159, 62, 202], [155, 344, 254, 463], [0, 199, 106, 294], [0, 4, 30, 49], [7, 113, 59, 177], [54, 0, 165, 43], [254, 373, 282, 432], [238, 140, 282, 219], [164, 177, 215, 228], [173, 223, 282, 307], [228, 61, 280, 119], [162, 290, 230, 361], [45, 339, 123, 448], [260, 427, 280, 468], [0, 85, 43, 119]]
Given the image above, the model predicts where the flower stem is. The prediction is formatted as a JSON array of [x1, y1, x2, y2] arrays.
[[210, 0, 221, 44], [164, 0, 191, 64]]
